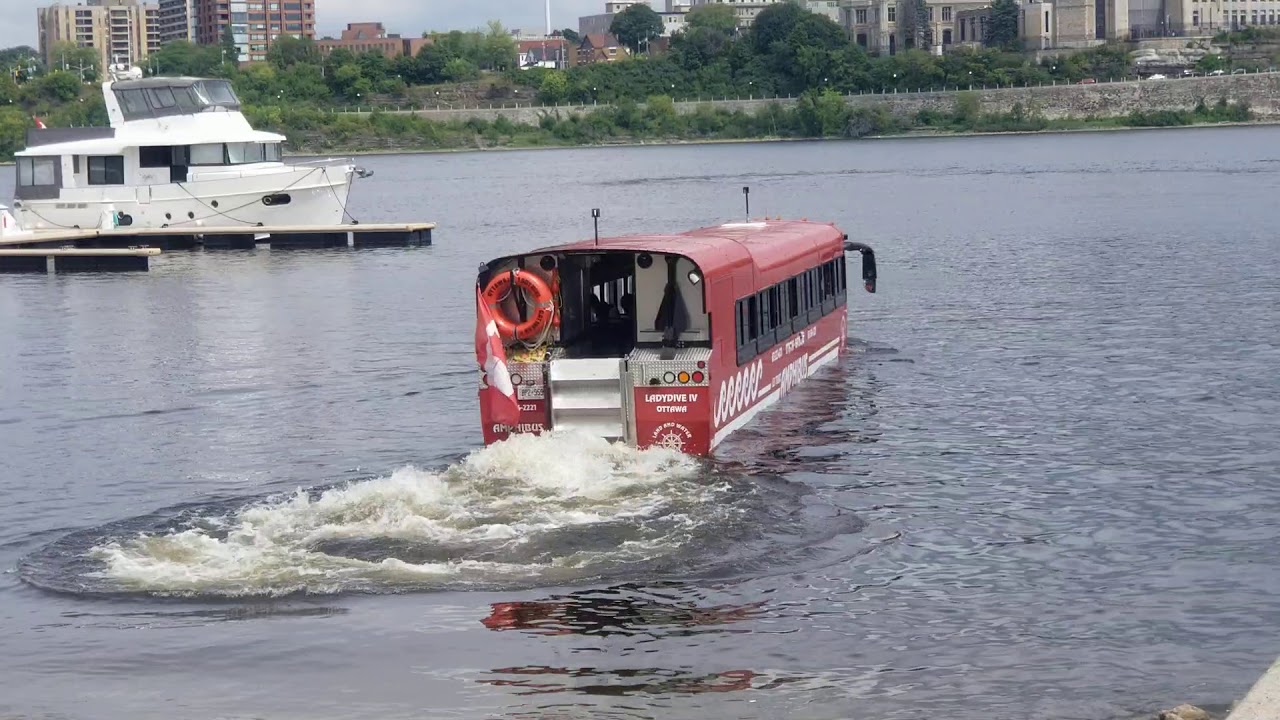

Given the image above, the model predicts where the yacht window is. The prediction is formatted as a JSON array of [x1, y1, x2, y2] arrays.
[[147, 86, 177, 109], [174, 88, 201, 112], [226, 142, 266, 164], [17, 157, 57, 187], [190, 143, 225, 166], [88, 156, 125, 185], [139, 146, 174, 168], [119, 89, 149, 116], [265, 143, 282, 162], [203, 81, 239, 106]]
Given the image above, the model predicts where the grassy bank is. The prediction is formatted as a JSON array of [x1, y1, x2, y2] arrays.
[[245, 90, 1256, 156]]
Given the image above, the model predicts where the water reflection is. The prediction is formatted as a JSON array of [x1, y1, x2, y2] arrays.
[[481, 582, 765, 638], [718, 352, 885, 473]]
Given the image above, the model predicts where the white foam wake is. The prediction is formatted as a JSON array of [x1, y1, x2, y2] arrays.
[[88, 432, 711, 597]]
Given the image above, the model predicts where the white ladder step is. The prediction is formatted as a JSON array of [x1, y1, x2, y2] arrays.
[[550, 419, 625, 439], [549, 358, 623, 382], [551, 392, 623, 411]]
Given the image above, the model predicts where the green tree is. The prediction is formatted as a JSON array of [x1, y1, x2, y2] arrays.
[[0, 46, 40, 66], [539, 70, 569, 103], [443, 57, 480, 82], [560, 28, 581, 43], [267, 35, 320, 69], [0, 73, 18, 105], [149, 41, 226, 77], [49, 42, 99, 81], [610, 4, 664, 54], [483, 20, 518, 71], [985, 0, 1021, 50], [29, 70, 83, 103], [904, 0, 933, 50], [1197, 53, 1227, 73], [221, 24, 242, 64], [0, 107, 29, 159], [686, 4, 738, 34], [750, 2, 806, 54], [415, 44, 451, 84]]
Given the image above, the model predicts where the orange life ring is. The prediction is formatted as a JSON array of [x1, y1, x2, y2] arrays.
[[483, 269, 555, 342]]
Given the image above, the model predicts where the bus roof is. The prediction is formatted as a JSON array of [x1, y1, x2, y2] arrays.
[[535, 220, 846, 289]]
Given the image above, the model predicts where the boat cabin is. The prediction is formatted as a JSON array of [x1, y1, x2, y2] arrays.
[[14, 77, 286, 208], [476, 220, 878, 455]]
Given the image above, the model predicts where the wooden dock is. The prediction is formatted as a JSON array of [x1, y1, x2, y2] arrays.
[[0, 222, 434, 252]]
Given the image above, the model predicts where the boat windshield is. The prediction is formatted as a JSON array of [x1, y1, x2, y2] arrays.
[[113, 79, 241, 121]]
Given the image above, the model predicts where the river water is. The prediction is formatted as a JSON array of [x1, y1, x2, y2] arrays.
[[3, 128, 1280, 720]]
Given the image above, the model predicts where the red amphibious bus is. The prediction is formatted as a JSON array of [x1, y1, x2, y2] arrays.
[[475, 219, 878, 456]]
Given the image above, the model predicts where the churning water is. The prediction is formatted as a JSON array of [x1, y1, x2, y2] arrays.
[[21, 431, 862, 598], [3, 128, 1280, 720]]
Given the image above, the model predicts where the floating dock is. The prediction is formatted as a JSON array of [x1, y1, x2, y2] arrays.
[[0, 222, 434, 251], [0, 247, 162, 274], [0, 222, 434, 273]]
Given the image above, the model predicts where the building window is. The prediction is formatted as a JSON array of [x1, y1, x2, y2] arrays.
[[942, 6, 952, 20], [927, 6, 934, 20], [88, 156, 125, 185], [1193, 10, 1200, 24], [888, 4, 896, 21], [943, 28, 953, 43]]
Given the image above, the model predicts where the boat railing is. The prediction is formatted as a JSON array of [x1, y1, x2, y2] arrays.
[[289, 156, 356, 169]]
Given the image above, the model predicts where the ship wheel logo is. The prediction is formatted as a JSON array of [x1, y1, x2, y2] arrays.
[[656, 431, 687, 451], [651, 422, 694, 452]]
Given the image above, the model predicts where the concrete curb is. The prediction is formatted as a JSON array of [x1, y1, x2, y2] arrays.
[[1226, 657, 1280, 719]]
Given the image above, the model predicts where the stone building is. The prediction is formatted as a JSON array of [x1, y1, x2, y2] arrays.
[[841, 0, 992, 54]]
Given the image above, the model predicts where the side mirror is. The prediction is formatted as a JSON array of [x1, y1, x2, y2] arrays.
[[844, 241, 877, 294]]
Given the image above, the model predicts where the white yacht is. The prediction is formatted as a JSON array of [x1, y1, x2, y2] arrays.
[[12, 65, 366, 232]]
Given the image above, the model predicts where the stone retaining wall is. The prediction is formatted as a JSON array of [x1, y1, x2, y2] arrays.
[[348, 72, 1280, 125]]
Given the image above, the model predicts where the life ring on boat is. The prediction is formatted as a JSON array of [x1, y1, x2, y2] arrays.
[[483, 269, 555, 341]]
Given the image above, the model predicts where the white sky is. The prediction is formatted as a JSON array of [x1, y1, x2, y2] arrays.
[[2, 0, 608, 52]]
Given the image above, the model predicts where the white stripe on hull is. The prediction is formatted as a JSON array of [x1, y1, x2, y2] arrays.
[[711, 342, 843, 450]]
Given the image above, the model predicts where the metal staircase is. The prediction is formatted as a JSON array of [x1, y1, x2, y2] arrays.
[[548, 358, 628, 441]]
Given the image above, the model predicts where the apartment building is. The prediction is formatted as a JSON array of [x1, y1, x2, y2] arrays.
[[196, 0, 316, 63], [38, 0, 161, 75], [157, 0, 195, 43]]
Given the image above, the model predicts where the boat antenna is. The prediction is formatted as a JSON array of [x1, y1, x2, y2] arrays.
[[592, 208, 600, 246], [743, 186, 750, 221]]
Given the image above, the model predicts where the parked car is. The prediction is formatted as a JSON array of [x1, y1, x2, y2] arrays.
[[1077, 78, 1097, 84], [1209, 69, 1226, 76], [1147, 73, 1167, 80]]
